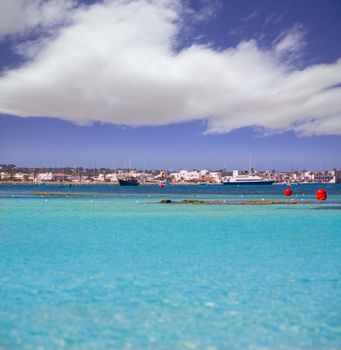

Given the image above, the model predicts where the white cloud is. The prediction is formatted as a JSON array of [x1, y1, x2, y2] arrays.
[[274, 24, 306, 57], [0, 0, 340, 136], [0, 0, 77, 40]]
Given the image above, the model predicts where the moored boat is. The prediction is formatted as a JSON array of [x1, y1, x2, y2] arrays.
[[118, 177, 139, 186], [223, 170, 274, 185]]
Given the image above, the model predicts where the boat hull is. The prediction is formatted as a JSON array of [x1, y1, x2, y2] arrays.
[[223, 181, 274, 185], [118, 179, 139, 186]]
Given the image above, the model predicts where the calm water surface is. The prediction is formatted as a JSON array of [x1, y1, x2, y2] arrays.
[[1, 184, 341, 349]]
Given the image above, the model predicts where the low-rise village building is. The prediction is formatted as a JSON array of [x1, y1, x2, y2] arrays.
[[170, 172, 182, 182], [208, 172, 221, 183], [105, 173, 118, 183], [36, 172, 53, 182]]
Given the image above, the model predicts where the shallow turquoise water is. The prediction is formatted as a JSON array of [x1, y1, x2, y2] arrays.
[[1, 186, 341, 349]]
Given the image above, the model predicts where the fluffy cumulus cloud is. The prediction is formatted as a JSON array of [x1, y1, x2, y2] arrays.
[[0, 0, 77, 39], [0, 0, 340, 136]]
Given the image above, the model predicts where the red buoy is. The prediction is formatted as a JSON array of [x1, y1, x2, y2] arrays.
[[284, 188, 293, 196], [159, 184, 164, 188], [316, 188, 327, 201]]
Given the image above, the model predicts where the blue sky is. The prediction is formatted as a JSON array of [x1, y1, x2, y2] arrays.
[[0, 0, 341, 170]]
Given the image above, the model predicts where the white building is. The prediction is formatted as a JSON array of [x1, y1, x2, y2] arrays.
[[93, 173, 106, 182], [187, 171, 200, 180], [209, 172, 222, 183], [36, 172, 53, 181], [14, 173, 26, 181], [170, 172, 182, 182], [105, 173, 118, 183], [179, 170, 189, 180], [200, 170, 209, 177]]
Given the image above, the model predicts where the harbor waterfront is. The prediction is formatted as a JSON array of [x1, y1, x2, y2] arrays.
[[1, 164, 340, 185], [1, 184, 341, 350]]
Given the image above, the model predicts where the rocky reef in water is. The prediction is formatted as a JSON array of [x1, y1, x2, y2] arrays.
[[160, 199, 310, 205]]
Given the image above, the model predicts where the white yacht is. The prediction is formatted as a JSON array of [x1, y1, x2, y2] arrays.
[[223, 156, 274, 185], [223, 170, 274, 185]]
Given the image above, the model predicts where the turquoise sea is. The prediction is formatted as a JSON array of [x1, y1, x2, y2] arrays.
[[1, 184, 341, 349]]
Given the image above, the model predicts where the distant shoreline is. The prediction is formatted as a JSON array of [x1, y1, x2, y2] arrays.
[[0, 181, 338, 186], [0, 181, 214, 186]]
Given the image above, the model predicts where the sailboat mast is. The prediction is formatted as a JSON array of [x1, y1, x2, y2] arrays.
[[248, 155, 251, 175]]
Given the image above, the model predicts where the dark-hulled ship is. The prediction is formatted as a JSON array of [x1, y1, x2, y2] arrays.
[[118, 177, 140, 186]]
